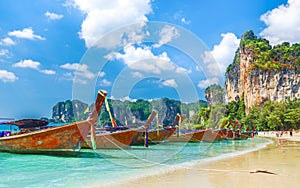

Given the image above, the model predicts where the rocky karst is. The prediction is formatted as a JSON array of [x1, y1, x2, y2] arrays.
[[225, 30, 300, 112]]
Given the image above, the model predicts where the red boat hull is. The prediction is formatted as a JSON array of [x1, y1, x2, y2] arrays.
[[83, 129, 139, 149], [168, 130, 206, 142], [202, 129, 224, 142], [131, 128, 176, 145], [0, 121, 91, 155]]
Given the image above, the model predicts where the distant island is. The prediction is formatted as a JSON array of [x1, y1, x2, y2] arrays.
[[49, 97, 207, 129]]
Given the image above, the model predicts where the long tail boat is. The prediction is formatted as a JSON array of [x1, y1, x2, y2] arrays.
[[0, 90, 107, 155], [225, 120, 238, 140], [82, 127, 139, 149], [200, 119, 228, 142], [168, 130, 206, 142], [225, 121, 249, 140], [130, 111, 176, 146], [240, 125, 256, 138], [168, 114, 206, 142], [233, 122, 247, 140], [201, 128, 225, 142], [143, 127, 176, 144], [82, 96, 141, 149]]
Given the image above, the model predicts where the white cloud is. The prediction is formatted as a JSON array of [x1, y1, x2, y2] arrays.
[[153, 25, 180, 48], [259, 0, 300, 45], [111, 96, 137, 102], [198, 33, 239, 89], [181, 18, 191, 25], [8, 27, 45, 40], [0, 49, 9, 57], [202, 33, 240, 77], [176, 67, 191, 74], [60, 63, 95, 84], [39, 69, 56, 75], [174, 11, 190, 25], [99, 79, 111, 86], [114, 45, 189, 75], [13, 59, 55, 75], [162, 79, 177, 88], [131, 71, 143, 78], [197, 77, 219, 89], [98, 71, 105, 77], [13, 59, 40, 69], [0, 69, 18, 83], [71, 0, 152, 48], [0, 37, 16, 46], [60, 63, 94, 79], [45, 11, 63, 20]]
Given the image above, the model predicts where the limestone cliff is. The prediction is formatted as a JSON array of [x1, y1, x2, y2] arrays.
[[205, 84, 225, 106], [225, 30, 300, 113], [52, 100, 90, 122]]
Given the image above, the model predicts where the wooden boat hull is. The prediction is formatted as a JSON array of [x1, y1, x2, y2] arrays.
[[0, 121, 91, 155], [226, 129, 234, 139], [235, 133, 249, 140], [131, 128, 176, 145], [226, 130, 249, 140], [168, 130, 206, 142], [83, 129, 139, 149], [202, 129, 224, 142]]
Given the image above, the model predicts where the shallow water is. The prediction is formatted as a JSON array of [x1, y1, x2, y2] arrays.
[[0, 138, 271, 188]]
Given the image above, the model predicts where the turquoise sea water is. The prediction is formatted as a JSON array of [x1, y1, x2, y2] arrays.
[[0, 138, 272, 188]]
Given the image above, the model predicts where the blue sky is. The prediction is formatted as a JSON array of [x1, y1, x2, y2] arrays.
[[0, 0, 299, 119]]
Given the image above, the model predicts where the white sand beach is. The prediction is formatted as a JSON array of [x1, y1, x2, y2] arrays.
[[100, 133, 300, 188]]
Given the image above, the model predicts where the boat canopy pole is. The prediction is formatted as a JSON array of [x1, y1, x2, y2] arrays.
[[177, 114, 186, 137], [144, 110, 158, 148], [177, 114, 181, 137], [104, 98, 117, 127]]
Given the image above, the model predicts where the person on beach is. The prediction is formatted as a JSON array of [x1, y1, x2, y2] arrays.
[[290, 130, 293, 137]]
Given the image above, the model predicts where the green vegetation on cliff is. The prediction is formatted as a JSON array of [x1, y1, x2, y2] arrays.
[[205, 84, 225, 105], [227, 30, 300, 73]]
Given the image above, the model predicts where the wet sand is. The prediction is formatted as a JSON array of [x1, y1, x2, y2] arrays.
[[100, 135, 300, 188]]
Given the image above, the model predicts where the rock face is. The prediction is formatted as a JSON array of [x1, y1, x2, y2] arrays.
[[52, 100, 89, 122], [205, 84, 225, 106], [52, 98, 207, 126], [225, 30, 300, 113]]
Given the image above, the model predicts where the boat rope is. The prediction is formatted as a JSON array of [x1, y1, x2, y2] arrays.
[[90, 123, 97, 150]]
